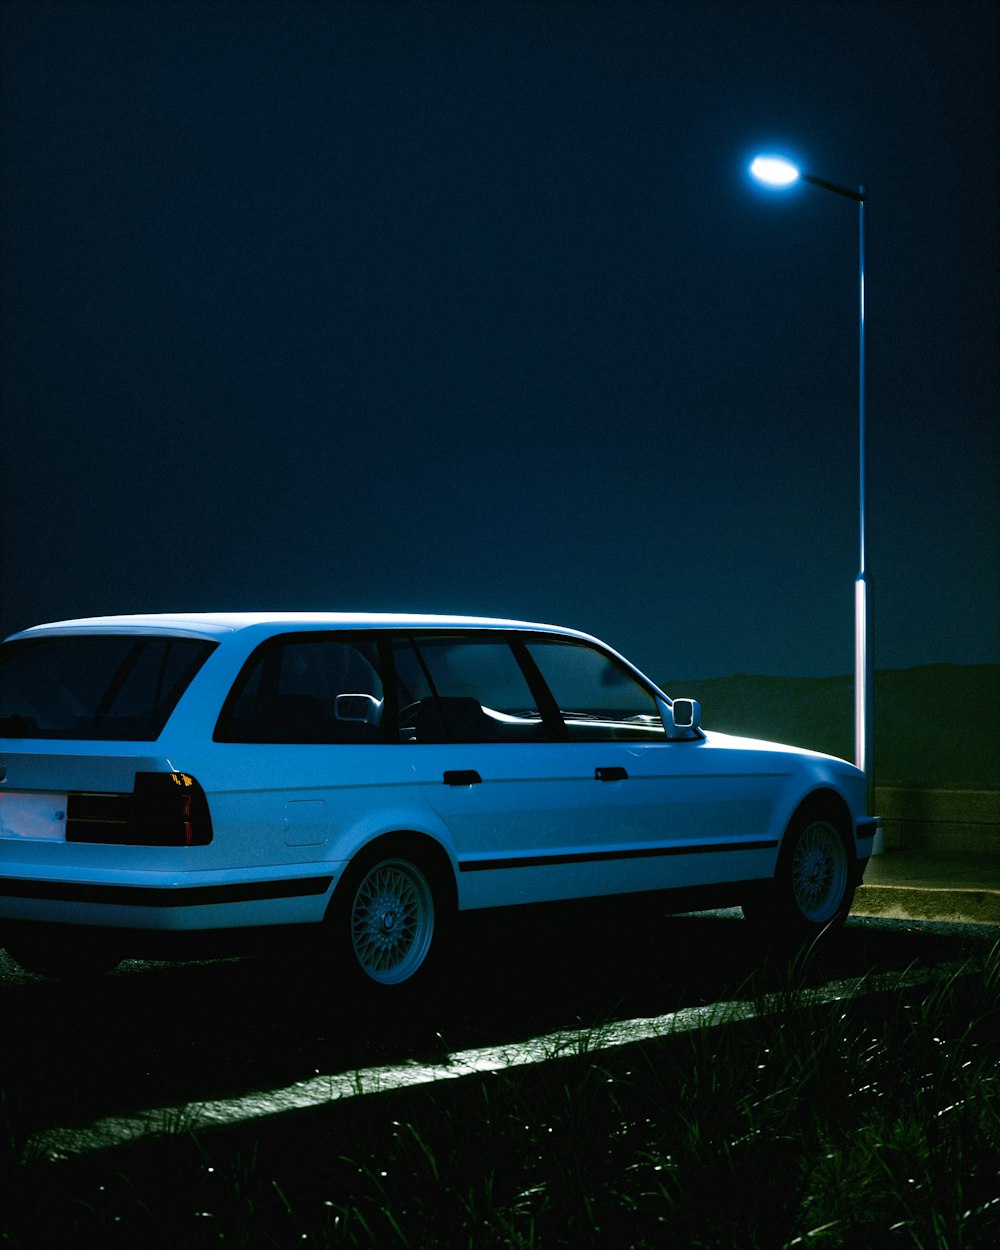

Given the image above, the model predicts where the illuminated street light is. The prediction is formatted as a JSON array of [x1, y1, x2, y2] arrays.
[[749, 155, 801, 186], [749, 153, 873, 813]]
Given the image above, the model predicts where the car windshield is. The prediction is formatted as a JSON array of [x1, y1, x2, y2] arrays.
[[0, 635, 217, 741]]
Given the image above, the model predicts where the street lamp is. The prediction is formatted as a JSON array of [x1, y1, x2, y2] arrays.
[[749, 153, 873, 813]]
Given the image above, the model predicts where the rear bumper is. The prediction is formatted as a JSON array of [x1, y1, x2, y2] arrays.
[[0, 865, 338, 930]]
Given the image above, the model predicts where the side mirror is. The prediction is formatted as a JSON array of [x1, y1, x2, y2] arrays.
[[335, 693, 382, 725], [670, 698, 702, 733]]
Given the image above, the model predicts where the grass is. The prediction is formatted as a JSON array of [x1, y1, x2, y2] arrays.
[[3, 945, 999, 1249]]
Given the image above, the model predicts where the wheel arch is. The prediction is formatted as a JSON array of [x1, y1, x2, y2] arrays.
[[779, 787, 859, 881], [325, 828, 458, 920], [790, 788, 853, 833]]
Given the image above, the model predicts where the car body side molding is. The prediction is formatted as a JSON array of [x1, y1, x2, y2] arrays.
[[458, 839, 780, 873]]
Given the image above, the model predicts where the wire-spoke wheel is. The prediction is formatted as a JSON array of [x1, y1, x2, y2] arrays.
[[347, 856, 436, 986], [789, 818, 850, 925], [743, 803, 855, 938]]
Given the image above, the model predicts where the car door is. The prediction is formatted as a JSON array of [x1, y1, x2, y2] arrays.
[[208, 631, 424, 875], [393, 633, 619, 908], [520, 639, 784, 897]]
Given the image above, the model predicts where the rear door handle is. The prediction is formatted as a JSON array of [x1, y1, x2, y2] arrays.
[[443, 770, 483, 786], [595, 766, 629, 782]]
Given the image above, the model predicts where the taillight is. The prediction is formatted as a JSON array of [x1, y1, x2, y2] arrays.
[[66, 772, 213, 846], [133, 772, 213, 846]]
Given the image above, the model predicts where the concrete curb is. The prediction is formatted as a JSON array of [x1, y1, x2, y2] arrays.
[[853, 885, 1000, 926]]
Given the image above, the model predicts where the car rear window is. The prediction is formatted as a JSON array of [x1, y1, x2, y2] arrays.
[[0, 635, 217, 741]]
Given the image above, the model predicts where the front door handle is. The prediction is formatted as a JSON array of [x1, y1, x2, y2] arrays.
[[595, 766, 629, 782], [443, 770, 483, 786]]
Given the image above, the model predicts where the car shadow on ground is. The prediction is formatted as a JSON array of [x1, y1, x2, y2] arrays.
[[0, 904, 989, 1144]]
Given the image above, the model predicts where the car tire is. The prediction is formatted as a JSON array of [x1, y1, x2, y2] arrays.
[[331, 839, 449, 989], [743, 804, 855, 938]]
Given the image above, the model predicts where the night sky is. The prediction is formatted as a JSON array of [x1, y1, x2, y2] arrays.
[[2, 0, 997, 683]]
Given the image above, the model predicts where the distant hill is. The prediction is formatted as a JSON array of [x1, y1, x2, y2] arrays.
[[658, 665, 999, 791]]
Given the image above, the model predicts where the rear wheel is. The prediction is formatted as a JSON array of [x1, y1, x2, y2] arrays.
[[331, 840, 448, 988]]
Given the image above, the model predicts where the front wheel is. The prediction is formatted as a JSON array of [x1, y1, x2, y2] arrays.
[[743, 807, 855, 937], [789, 817, 851, 924], [332, 846, 444, 988]]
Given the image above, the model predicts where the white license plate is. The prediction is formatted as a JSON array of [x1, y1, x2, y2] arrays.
[[0, 792, 69, 841]]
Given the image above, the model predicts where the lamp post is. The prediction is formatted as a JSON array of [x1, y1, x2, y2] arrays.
[[749, 154, 873, 813]]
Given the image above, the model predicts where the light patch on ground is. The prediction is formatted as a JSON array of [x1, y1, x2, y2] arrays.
[[27, 963, 957, 1163]]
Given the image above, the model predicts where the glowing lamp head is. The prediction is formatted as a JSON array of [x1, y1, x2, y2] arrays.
[[750, 155, 801, 187]]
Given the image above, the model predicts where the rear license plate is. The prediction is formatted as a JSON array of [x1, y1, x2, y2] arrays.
[[0, 792, 69, 841]]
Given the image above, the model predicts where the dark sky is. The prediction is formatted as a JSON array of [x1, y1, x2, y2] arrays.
[[2, 0, 997, 682]]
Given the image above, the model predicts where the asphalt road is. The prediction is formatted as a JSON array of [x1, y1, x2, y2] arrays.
[[2, 904, 995, 1157]]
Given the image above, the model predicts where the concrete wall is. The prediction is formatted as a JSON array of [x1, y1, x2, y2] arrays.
[[875, 787, 1000, 854]]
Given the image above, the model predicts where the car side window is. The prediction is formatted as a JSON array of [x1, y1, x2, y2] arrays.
[[394, 636, 547, 743], [215, 635, 386, 743], [525, 641, 666, 740]]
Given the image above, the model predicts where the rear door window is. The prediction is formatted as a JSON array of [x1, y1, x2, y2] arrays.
[[0, 635, 217, 741], [215, 634, 387, 743], [394, 636, 549, 743]]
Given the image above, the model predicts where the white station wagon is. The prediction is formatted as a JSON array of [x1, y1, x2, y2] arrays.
[[0, 613, 878, 985]]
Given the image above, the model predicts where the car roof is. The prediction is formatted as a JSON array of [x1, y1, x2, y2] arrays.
[[6, 612, 598, 644]]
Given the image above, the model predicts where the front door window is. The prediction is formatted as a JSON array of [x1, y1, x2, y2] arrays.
[[524, 641, 665, 740]]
